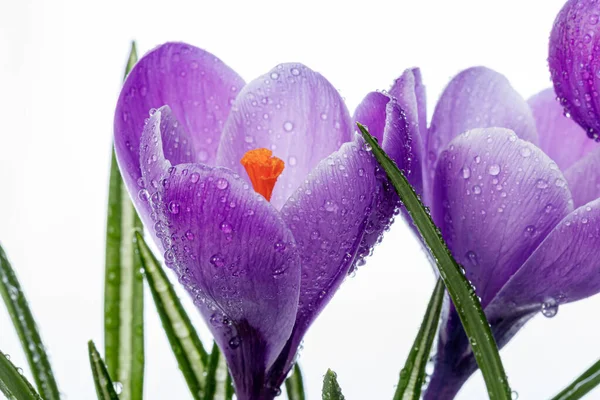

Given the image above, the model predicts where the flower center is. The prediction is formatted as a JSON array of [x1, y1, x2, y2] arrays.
[[240, 148, 284, 201]]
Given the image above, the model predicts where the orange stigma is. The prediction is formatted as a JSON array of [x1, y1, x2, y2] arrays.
[[240, 148, 285, 201]]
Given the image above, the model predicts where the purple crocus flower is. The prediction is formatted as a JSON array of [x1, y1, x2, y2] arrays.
[[549, 0, 600, 140], [355, 67, 600, 399], [114, 42, 397, 399]]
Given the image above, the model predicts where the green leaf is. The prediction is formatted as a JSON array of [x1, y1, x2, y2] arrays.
[[551, 359, 600, 400], [358, 124, 511, 400], [135, 232, 209, 399], [104, 41, 144, 400], [0, 245, 60, 399], [0, 350, 42, 400], [224, 371, 234, 400], [322, 369, 345, 400], [203, 342, 225, 400], [123, 41, 137, 81], [394, 278, 444, 400], [88, 341, 120, 400], [285, 363, 305, 400]]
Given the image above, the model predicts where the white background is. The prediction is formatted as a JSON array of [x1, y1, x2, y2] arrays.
[[1, 0, 599, 399]]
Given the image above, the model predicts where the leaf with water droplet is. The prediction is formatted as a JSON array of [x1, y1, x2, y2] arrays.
[[359, 123, 511, 400], [0, 245, 60, 399], [104, 41, 145, 400], [135, 233, 208, 399], [394, 279, 444, 400], [88, 341, 120, 400], [0, 349, 42, 400], [322, 369, 345, 400]]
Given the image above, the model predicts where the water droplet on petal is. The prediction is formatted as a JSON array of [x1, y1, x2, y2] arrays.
[[283, 121, 294, 132], [541, 298, 558, 318], [220, 222, 233, 234], [462, 166, 471, 179], [169, 201, 180, 214], [210, 254, 225, 268], [216, 178, 229, 190], [523, 225, 536, 237], [487, 164, 500, 176], [229, 336, 241, 349]]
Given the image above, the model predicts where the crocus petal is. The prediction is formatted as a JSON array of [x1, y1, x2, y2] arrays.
[[432, 128, 573, 306], [565, 146, 600, 207], [115, 42, 244, 230], [427, 67, 538, 183], [353, 91, 424, 196], [389, 68, 428, 150], [115, 42, 244, 182], [487, 198, 600, 320], [528, 88, 596, 170], [353, 91, 388, 143], [139, 107, 301, 398], [549, 0, 600, 139], [266, 135, 394, 385], [216, 63, 353, 210]]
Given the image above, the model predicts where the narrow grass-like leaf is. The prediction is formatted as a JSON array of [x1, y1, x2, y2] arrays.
[[88, 341, 120, 400], [322, 369, 345, 400], [551, 359, 600, 400], [0, 350, 42, 400], [135, 232, 208, 399], [285, 363, 305, 400], [359, 124, 511, 400], [394, 278, 444, 400], [0, 245, 60, 399], [104, 41, 144, 400], [203, 342, 221, 400], [224, 371, 234, 400]]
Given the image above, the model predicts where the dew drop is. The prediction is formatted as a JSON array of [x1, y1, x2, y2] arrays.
[[113, 382, 123, 395], [290, 67, 300, 76], [274, 241, 286, 252], [462, 166, 471, 179], [324, 200, 336, 212], [185, 230, 195, 241], [520, 147, 532, 157], [216, 178, 229, 190], [190, 172, 200, 183], [465, 250, 479, 266], [169, 201, 180, 214], [210, 254, 225, 268], [229, 336, 241, 349], [220, 222, 233, 234], [536, 179, 548, 189], [523, 225, 536, 237], [283, 121, 294, 132], [472, 185, 482, 195], [138, 189, 150, 201], [541, 298, 558, 318], [487, 164, 500, 176], [288, 156, 297, 166]]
